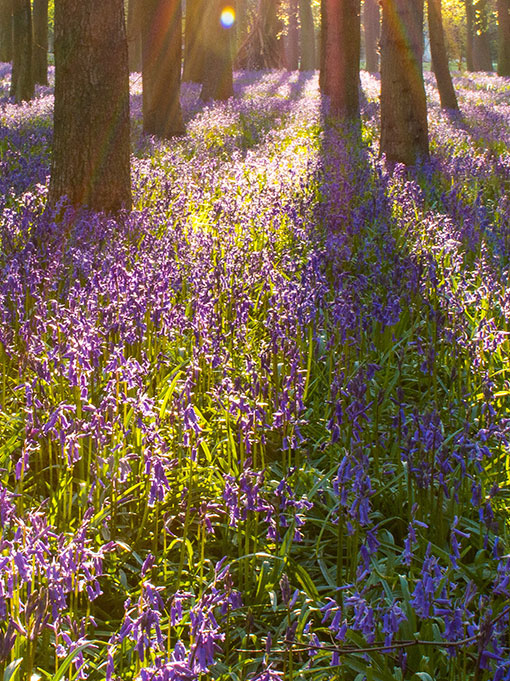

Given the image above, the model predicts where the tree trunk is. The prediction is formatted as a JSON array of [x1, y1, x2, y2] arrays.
[[32, 0, 48, 85], [200, 0, 234, 100], [232, 0, 248, 60], [321, 0, 361, 118], [299, 0, 316, 70], [428, 0, 458, 109], [142, 0, 184, 137], [183, 0, 205, 82], [465, 0, 474, 70], [0, 0, 12, 63], [286, 0, 299, 70], [364, 0, 380, 72], [472, 0, 493, 70], [498, 0, 510, 75], [319, 0, 327, 90], [127, 0, 142, 72], [380, 0, 429, 165], [10, 0, 33, 101], [49, 0, 131, 212], [236, 0, 285, 69], [229, 0, 242, 57]]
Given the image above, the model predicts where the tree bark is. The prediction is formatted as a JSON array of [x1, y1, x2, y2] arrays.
[[319, 0, 327, 90], [364, 0, 380, 72], [183, 0, 205, 82], [465, 0, 474, 70], [32, 0, 48, 85], [10, 0, 33, 101], [0, 0, 12, 63], [321, 0, 361, 118], [428, 0, 458, 110], [286, 0, 299, 70], [49, 0, 131, 212], [380, 0, 429, 165], [472, 0, 493, 70], [127, 0, 142, 72], [498, 0, 510, 75], [299, 0, 316, 70], [200, 0, 234, 100], [142, 0, 185, 137]]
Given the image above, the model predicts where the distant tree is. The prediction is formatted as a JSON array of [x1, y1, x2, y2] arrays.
[[472, 0, 493, 69], [287, 0, 299, 70], [142, 0, 184, 137], [32, 0, 48, 85], [10, 0, 33, 102], [0, 0, 12, 63], [497, 0, 510, 75], [183, 0, 205, 82], [237, 0, 285, 69], [49, 0, 131, 212], [299, 0, 316, 69], [441, 0, 466, 70], [127, 0, 142, 72], [465, 0, 475, 69], [321, 0, 361, 118], [428, 0, 459, 109], [234, 0, 249, 56], [201, 0, 234, 100], [380, 0, 429, 165], [364, 0, 380, 72]]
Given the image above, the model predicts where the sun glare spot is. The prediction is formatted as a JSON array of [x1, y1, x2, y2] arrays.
[[220, 6, 236, 28]]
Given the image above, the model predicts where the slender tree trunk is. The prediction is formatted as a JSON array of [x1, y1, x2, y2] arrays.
[[142, 0, 184, 137], [465, 0, 474, 70], [299, 0, 316, 70], [321, 0, 361, 118], [230, 0, 242, 57], [287, 0, 299, 70], [380, 0, 429, 165], [49, 0, 131, 212], [319, 0, 327, 90], [472, 0, 493, 70], [32, 0, 48, 85], [10, 0, 33, 101], [428, 0, 458, 109], [498, 0, 510, 75], [183, 0, 205, 82], [0, 0, 12, 63], [364, 0, 380, 72], [127, 0, 142, 72], [233, 0, 248, 60], [201, 0, 234, 100]]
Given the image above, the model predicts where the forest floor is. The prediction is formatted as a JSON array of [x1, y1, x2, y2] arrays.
[[0, 65, 510, 681]]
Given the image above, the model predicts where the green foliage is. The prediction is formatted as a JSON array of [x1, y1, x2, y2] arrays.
[[442, 0, 467, 69]]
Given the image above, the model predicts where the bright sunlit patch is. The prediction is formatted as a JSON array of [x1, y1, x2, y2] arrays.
[[220, 6, 236, 28]]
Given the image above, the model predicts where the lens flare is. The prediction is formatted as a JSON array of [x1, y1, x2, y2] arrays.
[[220, 6, 236, 28]]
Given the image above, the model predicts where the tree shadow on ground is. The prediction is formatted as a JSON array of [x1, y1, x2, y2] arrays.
[[305, 83, 509, 678]]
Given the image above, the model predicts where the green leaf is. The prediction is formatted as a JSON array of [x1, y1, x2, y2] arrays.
[[3, 659, 23, 681], [289, 560, 320, 600], [159, 365, 187, 420], [413, 673, 435, 681], [51, 643, 95, 681]]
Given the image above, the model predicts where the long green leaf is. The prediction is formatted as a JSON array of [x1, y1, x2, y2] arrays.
[[52, 643, 94, 681], [3, 659, 23, 681]]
